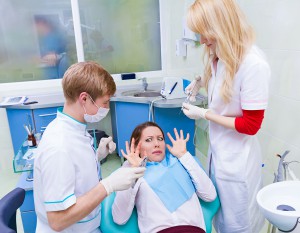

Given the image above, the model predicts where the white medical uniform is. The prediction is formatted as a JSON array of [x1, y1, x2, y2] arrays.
[[207, 46, 270, 233], [34, 108, 101, 233], [112, 152, 216, 233]]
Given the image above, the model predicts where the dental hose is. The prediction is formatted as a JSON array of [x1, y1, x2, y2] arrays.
[[148, 97, 164, 122]]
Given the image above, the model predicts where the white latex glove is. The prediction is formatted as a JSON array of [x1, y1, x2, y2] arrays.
[[100, 167, 146, 195], [96, 136, 116, 161], [185, 76, 202, 102], [182, 102, 210, 120]]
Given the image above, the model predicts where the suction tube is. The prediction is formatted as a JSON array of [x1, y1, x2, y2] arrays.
[[276, 150, 290, 182]]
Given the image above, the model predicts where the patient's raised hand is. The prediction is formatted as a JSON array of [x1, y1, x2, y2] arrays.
[[121, 138, 144, 167], [166, 128, 190, 158]]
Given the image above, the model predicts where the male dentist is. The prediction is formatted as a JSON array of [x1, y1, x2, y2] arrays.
[[34, 61, 145, 233]]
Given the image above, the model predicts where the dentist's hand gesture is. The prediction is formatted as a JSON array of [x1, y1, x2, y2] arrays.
[[100, 166, 146, 195], [166, 128, 190, 158]]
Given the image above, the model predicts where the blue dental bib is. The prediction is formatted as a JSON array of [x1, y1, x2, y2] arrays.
[[144, 153, 195, 212]]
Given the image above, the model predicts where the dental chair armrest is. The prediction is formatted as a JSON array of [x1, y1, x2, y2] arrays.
[[199, 195, 220, 233], [100, 192, 139, 233]]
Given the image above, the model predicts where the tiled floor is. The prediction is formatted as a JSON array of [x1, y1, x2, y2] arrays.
[[101, 153, 122, 178]]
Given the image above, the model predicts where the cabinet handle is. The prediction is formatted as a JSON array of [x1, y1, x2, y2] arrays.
[[38, 113, 57, 117]]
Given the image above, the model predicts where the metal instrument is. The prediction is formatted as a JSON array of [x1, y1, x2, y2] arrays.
[[140, 157, 148, 167], [132, 157, 148, 188]]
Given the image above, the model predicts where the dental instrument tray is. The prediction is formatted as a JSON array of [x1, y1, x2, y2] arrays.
[[13, 139, 37, 173]]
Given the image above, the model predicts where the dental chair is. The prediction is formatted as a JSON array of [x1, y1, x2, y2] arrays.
[[0, 187, 25, 233], [100, 192, 220, 233]]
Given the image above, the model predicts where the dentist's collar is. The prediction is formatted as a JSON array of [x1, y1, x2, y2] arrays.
[[57, 107, 87, 132]]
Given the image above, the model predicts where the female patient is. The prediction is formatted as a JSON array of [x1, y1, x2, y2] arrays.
[[112, 122, 216, 233]]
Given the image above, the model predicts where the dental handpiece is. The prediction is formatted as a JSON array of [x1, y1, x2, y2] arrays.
[[140, 156, 148, 167], [181, 79, 199, 111], [185, 91, 193, 103], [181, 91, 192, 111]]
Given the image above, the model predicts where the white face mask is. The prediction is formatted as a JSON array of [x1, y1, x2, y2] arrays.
[[83, 96, 110, 123]]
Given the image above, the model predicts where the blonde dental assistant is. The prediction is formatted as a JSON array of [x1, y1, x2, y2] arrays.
[[33, 61, 145, 233], [182, 0, 271, 233]]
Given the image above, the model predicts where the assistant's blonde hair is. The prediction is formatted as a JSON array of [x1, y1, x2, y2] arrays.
[[62, 61, 116, 103], [187, 0, 255, 103]]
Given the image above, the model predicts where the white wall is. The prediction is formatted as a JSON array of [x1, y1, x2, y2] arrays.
[[237, 0, 300, 185], [1, 0, 299, 206]]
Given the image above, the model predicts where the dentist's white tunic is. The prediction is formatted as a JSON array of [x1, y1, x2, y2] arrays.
[[208, 46, 270, 233], [34, 108, 101, 233]]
